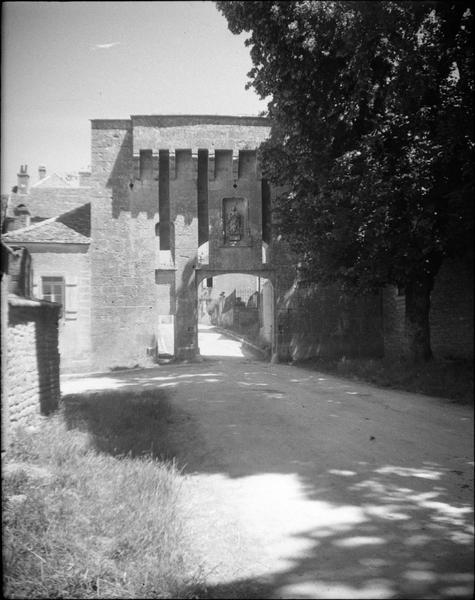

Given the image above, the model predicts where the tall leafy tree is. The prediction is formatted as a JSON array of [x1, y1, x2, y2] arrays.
[[217, 0, 473, 362]]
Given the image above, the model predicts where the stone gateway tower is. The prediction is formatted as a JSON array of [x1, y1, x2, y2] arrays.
[[90, 115, 272, 369]]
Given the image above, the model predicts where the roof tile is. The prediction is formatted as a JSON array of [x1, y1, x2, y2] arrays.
[[2, 203, 90, 244]]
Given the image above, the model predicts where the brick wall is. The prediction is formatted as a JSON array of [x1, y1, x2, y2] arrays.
[[7, 296, 60, 428]]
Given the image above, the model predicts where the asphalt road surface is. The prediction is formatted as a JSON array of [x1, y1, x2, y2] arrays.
[[62, 325, 474, 599]]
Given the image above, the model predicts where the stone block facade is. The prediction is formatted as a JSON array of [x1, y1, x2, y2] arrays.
[[7, 296, 60, 427], [31, 250, 92, 372], [89, 115, 272, 368], [3, 202, 92, 374], [90, 119, 158, 369]]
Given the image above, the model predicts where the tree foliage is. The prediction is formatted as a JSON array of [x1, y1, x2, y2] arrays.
[[217, 1, 474, 294]]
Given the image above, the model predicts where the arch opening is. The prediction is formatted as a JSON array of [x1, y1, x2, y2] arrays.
[[196, 272, 274, 358]]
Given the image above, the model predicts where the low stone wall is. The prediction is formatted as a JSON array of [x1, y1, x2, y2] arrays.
[[383, 258, 474, 361], [430, 258, 474, 360], [6, 295, 60, 428], [382, 286, 408, 359], [277, 283, 384, 361]]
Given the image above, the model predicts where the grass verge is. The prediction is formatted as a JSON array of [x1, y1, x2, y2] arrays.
[[3, 390, 204, 599], [295, 356, 473, 403]]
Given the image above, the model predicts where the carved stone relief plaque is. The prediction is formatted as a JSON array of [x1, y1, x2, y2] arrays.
[[223, 197, 247, 245]]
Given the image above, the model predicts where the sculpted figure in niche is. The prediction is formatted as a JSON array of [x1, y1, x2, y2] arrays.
[[227, 205, 242, 241]]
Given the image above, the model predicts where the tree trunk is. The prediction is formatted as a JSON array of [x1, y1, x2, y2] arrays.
[[404, 276, 434, 363]]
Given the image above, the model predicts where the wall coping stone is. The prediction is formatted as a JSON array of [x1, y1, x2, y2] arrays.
[[90, 119, 132, 130], [90, 115, 270, 130], [131, 115, 270, 127], [8, 294, 60, 310]]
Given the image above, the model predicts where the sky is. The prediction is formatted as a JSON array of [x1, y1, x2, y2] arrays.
[[1, 1, 266, 193]]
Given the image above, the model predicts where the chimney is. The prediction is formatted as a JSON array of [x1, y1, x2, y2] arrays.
[[17, 165, 30, 195], [14, 204, 31, 228], [78, 169, 91, 187], [38, 165, 47, 180]]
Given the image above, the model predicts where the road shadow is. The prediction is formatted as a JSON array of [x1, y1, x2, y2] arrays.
[[61, 388, 208, 467], [60, 365, 474, 599], [188, 465, 474, 599]]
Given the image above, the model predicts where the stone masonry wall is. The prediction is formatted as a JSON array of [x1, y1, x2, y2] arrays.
[[7, 297, 60, 428], [277, 281, 383, 361], [270, 222, 384, 361], [208, 151, 263, 272], [383, 258, 473, 360], [132, 115, 270, 155], [382, 286, 408, 359], [90, 120, 159, 370], [89, 117, 272, 368], [431, 258, 473, 359]]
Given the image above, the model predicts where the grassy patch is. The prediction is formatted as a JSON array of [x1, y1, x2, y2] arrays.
[[295, 356, 473, 403], [3, 390, 204, 599]]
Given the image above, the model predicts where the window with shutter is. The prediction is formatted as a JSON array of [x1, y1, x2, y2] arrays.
[[65, 277, 79, 321], [42, 276, 65, 317]]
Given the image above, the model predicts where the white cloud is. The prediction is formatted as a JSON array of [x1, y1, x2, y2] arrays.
[[92, 42, 120, 50]]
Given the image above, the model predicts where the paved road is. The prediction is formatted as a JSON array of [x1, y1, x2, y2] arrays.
[[62, 326, 474, 599]]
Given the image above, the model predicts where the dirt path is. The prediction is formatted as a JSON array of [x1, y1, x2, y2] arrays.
[[62, 327, 474, 599]]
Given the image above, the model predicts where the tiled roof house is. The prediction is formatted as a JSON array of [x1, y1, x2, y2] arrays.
[[2, 203, 90, 245], [5, 165, 91, 227], [3, 190, 92, 372]]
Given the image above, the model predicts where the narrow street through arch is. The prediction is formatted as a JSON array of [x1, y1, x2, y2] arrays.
[[198, 324, 257, 358], [62, 329, 474, 599]]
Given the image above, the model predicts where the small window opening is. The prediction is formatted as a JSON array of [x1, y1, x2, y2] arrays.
[[42, 276, 65, 317]]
